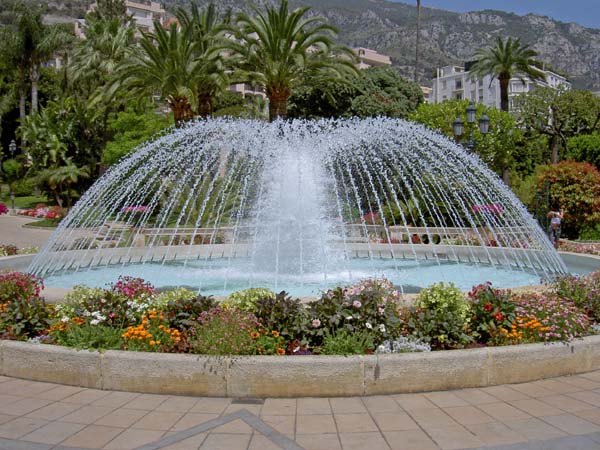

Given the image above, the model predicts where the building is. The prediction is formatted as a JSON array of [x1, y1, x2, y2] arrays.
[[87, 0, 166, 35], [431, 63, 571, 111], [353, 47, 392, 69]]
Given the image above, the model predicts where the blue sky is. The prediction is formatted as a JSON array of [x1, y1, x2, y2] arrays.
[[392, 1, 600, 29]]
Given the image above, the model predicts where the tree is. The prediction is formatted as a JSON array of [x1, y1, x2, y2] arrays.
[[0, 2, 72, 115], [112, 23, 199, 126], [288, 67, 423, 119], [532, 161, 600, 238], [515, 87, 600, 163], [228, 0, 358, 121], [175, 3, 229, 118], [568, 133, 600, 169], [37, 163, 90, 208], [469, 37, 544, 112], [409, 99, 522, 183]]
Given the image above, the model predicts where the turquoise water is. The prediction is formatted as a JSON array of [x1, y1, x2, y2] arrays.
[[45, 258, 545, 296]]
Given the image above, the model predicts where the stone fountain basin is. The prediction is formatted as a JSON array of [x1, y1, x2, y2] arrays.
[[2, 337, 600, 397]]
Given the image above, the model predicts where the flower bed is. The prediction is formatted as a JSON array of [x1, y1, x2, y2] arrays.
[[17, 204, 63, 220], [1, 272, 600, 356], [0, 244, 39, 257], [559, 240, 600, 257]]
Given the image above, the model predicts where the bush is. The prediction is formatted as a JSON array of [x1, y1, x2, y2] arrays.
[[58, 285, 150, 328], [49, 322, 123, 350], [122, 309, 182, 352], [552, 272, 600, 323], [162, 292, 218, 330], [509, 292, 589, 343], [533, 161, 600, 238], [251, 329, 286, 355], [0, 244, 18, 256], [253, 291, 308, 342], [320, 329, 375, 355], [188, 307, 260, 355], [224, 287, 275, 313], [0, 203, 8, 215], [376, 336, 431, 353], [0, 272, 53, 339], [409, 283, 472, 349], [307, 279, 403, 346], [468, 283, 516, 345], [111, 276, 156, 300]]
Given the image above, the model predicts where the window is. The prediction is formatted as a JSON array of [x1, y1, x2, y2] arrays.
[[455, 93, 463, 100], [442, 80, 447, 90], [455, 80, 463, 90]]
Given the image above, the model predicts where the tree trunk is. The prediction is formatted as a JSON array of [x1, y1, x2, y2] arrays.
[[19, 87, 27, 125], [268, 91, 290, 122], [197, 94, 213, 118], [499, 74, 510, 112], [502, 166, 510, 185], [551, 134, 559, 164], [414, 0, 421, 83], [30, 64, 40, 114], [169, 97, 194, 127]]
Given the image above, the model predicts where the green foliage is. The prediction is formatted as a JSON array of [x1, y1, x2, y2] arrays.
[[162, 292, 218, 330], [307, 279, 403, 346], [320, 329, 374, 355], [289, 67, 422, 119], [568, 133, 600, 169], [252, 330, 286, 355], [49, 324, 123, 350], [467, 283, 516, 345], [0, 272, 53, 339], [102, 108, 171, 165], [188, 307, 260, 355], [253, 291, 309, 341], [532, 161, 600, 238], [552, 272, 600, 323], [224, 287, 275, 313], [409, 283, 472, 349], [1, 158, 22, 184]]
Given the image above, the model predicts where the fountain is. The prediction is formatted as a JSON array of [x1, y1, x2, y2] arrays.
[[29, 117, 566, 296]]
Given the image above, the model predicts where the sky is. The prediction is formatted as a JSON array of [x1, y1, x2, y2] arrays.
[[392, 1, 600, 29]]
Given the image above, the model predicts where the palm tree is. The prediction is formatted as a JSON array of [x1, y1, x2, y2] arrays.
[[112, 23, 198, 127], [470, 36, 545, 112], [414, 0, 421, 83], [229, 0, 358, 121], [176, 3, 230, 118], [38, 164, 90, 209]]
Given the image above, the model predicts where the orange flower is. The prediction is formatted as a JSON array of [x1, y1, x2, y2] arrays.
[[271, 330, 280, 337], [250, 331, 260, 339], [276, 348, 286, 356]]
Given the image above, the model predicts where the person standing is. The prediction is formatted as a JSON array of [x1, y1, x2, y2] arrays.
[[547, 208, 564, 249]]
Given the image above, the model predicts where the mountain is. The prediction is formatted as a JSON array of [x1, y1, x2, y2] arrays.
[[38, 0, 600, 89]]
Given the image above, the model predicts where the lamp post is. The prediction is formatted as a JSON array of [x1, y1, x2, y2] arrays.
[[452, 101, 490, 150], [7, 140, 17, 213]]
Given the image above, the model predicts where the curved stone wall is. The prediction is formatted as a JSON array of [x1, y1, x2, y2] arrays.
[[2, 337, 600, 397]]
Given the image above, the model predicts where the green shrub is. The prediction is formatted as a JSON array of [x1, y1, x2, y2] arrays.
[[254, 291, 309, 341], [188, 307, 260, 355], [409, 282, 472, 349], [552, 272, 600, 323], [468, 283, 516, 345], [307, 279, 403, 346], [224, 287, 275, 313], [163, 293, 218, 330], [0, 272, 53, 339], [49, 323, 124, 350], [320, 329, 374, 355], [252, 330, 287, 355]]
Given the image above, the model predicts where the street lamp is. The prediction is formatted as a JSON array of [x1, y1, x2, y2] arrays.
[[8, 139, 16, 157], [453, 101, 490, 150]]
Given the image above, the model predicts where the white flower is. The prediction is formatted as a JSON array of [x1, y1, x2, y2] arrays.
[[346, 316, 353, 320], [312, 319, 321, 328], [61, 317, 69, 323], [365, 322, 373, 329], [90, 319, 100, 326], [379, 324, 386, 333], [352, 300, 362, 308]]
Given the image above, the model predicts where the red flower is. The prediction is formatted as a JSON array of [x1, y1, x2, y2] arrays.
[[484, 303, 493, 312], [494, 311, 504, 321]]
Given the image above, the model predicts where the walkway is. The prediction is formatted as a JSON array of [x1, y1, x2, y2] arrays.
[[0, 215, 54, 248], [2, 372, 600, 449]]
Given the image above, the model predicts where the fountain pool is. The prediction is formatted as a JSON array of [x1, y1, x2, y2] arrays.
[[31, 118, 567, 295]]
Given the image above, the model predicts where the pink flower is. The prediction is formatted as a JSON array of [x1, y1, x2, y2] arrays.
[[312, 319, 321, 328], [352, 300, 362, 308]]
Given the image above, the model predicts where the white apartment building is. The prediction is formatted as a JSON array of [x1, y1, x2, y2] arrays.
[[87, 0, 166, 35], [431, 63, 570, 111]]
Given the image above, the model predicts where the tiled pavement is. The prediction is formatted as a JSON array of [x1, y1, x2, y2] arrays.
[[3, 373, 600, 449]]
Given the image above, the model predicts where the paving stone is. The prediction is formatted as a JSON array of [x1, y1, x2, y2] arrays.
[[296, 415, 337, 434], [392, 393, 438, 412], [508, 398, 564, 417], [248, 433, 285, 450], [131, 411, 184, 431], [188, 398, 231, 414], [260, 414, 296, 437], [503, 417, 567, 441], [481, 385, 530, 402], [539, 394, 594, 413], [426, 425, 483, 449], [425, 392, 470, 408], [209, 418, 253, 434], [61, 405, 115, 424], [464, 421, 528, 447], [476, 402, 532, 422], [169, 413, 219, 432], [103, 428, 165, 449], [60, 389, 110, 406], [409, 407, 459, 430], [159, 432, 207, 450], [296, 398, 332, 415], [59, 424, 123, 449], [36, 386, 85, 402], [362, 396, 404, 414], [198, 433, 250, 450], [453, 389, 501, 406], [90, 392, 139, 408], [155, 396, 199, 413], [339, 432, 391, 450], [330, 398, 367, 414], [261, 398, 297, 416], [20, 421, 86, 445], [542, 413, 600, 435], [4, 398, 53, 416], [0, 418, 49, 439], [296, 433, 342, 450], [334, 413, 379, 433], [383, 429, 439, 450], [443, 406, 495, 425], [93, 408, 149, 428], [370, 412, 420, 431], [118, 394, 169, 411], [26, 402, 83, 421]]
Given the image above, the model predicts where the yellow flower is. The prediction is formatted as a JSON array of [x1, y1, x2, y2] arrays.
[[271, 330, 280, 337], [276, 348, 286, 356], [250, 331, 260, 339]]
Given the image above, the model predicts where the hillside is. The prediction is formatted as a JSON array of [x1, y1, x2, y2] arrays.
[[35, 0, 600, 89]]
